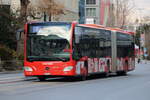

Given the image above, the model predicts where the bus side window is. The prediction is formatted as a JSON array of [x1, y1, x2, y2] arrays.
[[73, 26, 83, 59]]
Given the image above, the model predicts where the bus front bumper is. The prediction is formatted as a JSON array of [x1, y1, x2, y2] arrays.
[[24, 66, 75, 77]]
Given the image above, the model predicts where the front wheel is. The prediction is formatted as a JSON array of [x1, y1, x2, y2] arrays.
[[80, 67, 88, 81], [80, 74, 87, 81], [38, 76, 46, 81]]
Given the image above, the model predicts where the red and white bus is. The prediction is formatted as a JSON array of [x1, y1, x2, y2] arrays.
[[24, 22, 135, 81]]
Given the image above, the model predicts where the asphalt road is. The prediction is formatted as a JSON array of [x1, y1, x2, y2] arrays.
[[0, 62, 150, 100]]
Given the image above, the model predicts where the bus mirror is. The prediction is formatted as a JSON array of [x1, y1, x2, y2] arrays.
[[16, 29, 24, 41], [63, 49, 72, 53], [72, 51, 80, 61]]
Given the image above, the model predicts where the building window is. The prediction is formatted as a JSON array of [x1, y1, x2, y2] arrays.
[[86, 8, 96, 16], [86, 0, 96, 5]]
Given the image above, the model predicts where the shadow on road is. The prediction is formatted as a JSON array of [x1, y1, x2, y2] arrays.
[[32, 73, 128, 83]]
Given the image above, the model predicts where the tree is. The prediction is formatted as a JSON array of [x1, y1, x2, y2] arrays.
[[20, 0, 30, 22], [0, 5, 16, 49], [111, 0, 134, 29], [0, 0, 31, 60], [0, 4, 18, 70], [135, 26, 141, 47], [28, 0, 64, 21], [136, 24, 150, 59]]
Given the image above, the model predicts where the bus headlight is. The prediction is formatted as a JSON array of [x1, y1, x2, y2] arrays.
[[24, 66, 33, 72], [63, 66, 73, 71]]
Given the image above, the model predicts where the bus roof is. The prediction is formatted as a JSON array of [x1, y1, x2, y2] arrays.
[[79, 24, 105, 28], [26, 22, 134, 35], [78, 24, 134, 35]]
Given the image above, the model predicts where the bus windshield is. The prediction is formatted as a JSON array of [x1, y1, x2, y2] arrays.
[[27, 23, 71, 62]]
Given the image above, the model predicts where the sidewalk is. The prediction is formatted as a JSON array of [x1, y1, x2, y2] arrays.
[[0, 70, 23, 74], [142, 60, 150, 64], [136, 59, 150, 64]]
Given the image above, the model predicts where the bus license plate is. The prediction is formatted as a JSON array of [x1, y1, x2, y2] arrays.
[[44, 73, 50, 75]]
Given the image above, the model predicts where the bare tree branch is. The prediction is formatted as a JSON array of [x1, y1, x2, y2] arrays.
[[112, 0, 134, 29], [29, 0, 65, 21]]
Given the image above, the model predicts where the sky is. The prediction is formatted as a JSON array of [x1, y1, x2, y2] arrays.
[[134, 0, 150, 16]]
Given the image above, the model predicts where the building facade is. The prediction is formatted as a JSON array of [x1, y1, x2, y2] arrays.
[[85, 0, 100, 24], [79, 0, 85, 24], [79, 0, 112, 26], [0, 0, 11, 5], [0, 0, 11, 12]]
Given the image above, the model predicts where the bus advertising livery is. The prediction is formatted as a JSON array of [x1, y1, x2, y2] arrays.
[[24, 22, 135, 81]]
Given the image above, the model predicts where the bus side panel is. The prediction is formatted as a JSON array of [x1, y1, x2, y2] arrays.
[[87, 58, 111, 74], [116, 57, 135, 72]]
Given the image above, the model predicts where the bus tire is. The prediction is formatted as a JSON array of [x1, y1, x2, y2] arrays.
[[104, 62, 110, 77], [80, 75, 86, 81], [103, 71, 110, 77], [80, 67, 88, 81], [117, 71, 127, 76], [107, 60, 110, 72], [38, 76, 46, 81]]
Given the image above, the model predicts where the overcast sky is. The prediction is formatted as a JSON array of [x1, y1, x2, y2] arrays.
[[134, 0, 150, 16]]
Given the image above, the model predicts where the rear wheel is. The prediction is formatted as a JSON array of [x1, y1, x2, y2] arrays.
[[117, 60, 128, 76], [104, 71, 110, 77], [105, 60, 110, 77], [117, 71, 127, 76]]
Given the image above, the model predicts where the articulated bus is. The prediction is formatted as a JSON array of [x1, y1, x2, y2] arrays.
[[24, 22, 135, 81]]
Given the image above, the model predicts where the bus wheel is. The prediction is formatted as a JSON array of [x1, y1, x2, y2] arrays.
[[38, 76, 46, 81], [117, 61, 128, 76], [80, 67, 88, 81], [105, 60, 110, 77], [104, 71, 110, 77], [117, 71, 127, 76]]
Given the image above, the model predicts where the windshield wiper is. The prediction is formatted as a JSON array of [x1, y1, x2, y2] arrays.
[[27, 56, 69, 62], [54, 57, 69, 62]]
